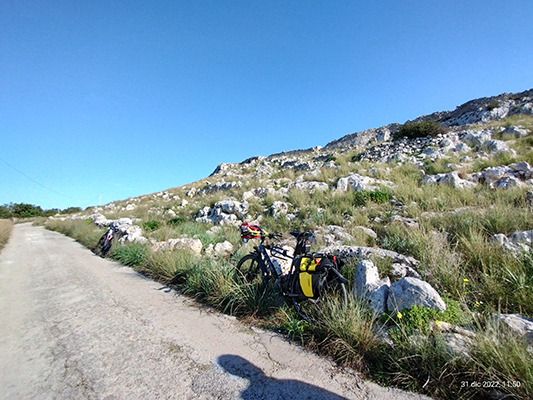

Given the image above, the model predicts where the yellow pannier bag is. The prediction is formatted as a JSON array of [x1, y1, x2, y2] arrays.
[[298, 256, 326, 273], [299, 271, 315, 298], [295, 256, 329, 299]]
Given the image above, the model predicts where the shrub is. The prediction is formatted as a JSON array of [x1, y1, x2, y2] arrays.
[[353, 190, 391, 206], [395, 120, 448, 140], [143, 220, 161, 232], [486, 99, 501, 111], [167, 217, 187, 227]]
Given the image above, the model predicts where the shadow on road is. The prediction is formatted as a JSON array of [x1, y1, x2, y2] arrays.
[[217, 354, 349, 400]]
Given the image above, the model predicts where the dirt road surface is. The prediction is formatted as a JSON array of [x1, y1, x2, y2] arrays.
[[0, 224, 433, 400]]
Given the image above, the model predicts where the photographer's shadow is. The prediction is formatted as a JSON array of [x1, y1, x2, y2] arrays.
[[217, 354, 348, 400]]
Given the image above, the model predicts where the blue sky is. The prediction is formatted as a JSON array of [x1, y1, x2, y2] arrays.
[[1, 1, 532, 210]]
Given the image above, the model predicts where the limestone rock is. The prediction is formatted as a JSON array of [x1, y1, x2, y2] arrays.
[[336, 173, 394, 192], [321, 245, 419, 268], [492, 314, 533, 346], [387, 277, 446, 313], [195, 200, 249, 226], [214, 241, 234, 257], [390, 263, 421, 279], [352, 260, 390, 315]]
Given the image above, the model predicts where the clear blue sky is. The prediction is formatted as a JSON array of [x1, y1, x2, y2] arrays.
[[1, 1, 532, 210]]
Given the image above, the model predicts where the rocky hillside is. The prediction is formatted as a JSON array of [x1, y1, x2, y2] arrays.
[[48, 88, 533, 399]]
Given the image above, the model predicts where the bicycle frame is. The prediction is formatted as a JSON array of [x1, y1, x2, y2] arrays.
[[252, 238, 293, 295], [104, 228, 115, 245]]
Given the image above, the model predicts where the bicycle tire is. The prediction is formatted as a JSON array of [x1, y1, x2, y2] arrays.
[[291, 274, 348, 325], [93, 234, 107, 256], [235, 254, 267, 289], [100, 240, 113, 258]]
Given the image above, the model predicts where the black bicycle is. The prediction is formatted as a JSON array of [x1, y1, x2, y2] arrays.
[[235, 223, 349, 324], [93, 225, 117, 258]]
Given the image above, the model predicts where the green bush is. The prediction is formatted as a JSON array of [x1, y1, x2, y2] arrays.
[[353, 190, 391, 206], [167, 217, 187, 227], [395, 120, 448, 140], [143, 220, 161, 232]]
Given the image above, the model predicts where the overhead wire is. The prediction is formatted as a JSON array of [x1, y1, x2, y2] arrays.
[[0, 155, 75, 200]]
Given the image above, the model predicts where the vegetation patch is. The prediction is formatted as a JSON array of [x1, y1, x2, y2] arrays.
[[0, 219, 14, 251], [142, 220, 162, 232], [353, 190, 391, 206], [395, 120, 448, 140]]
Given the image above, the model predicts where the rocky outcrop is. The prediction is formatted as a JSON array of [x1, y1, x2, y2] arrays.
[[422, 161, 533, 190], [195, 200, 249, 226], [197, 180, 243, 196], [321, 245, 419, 268], [324, 124, 401, 151]]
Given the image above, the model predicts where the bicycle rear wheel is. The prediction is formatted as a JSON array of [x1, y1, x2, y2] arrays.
[[235, 254, 267, 289]]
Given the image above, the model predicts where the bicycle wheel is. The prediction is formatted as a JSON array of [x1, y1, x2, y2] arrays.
[[100, 240, 113, 258], [291, 274, 348, 325], [235, 254, 266, 288], [93, 234, 106, 256]]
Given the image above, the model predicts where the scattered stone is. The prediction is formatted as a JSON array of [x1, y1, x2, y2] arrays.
[[389, 215, 420, 229], [214, 241, 234, 257], [503, 126, 529, 138], [152, 238, 203, 256], [322, 245, 419, 268], [387, 277, 447, 313], [421, 171, 477, 189], [269, 201, 290, 219], [164, 209, 177, 218], [390, 263, 421, 280], [481, 139, 514, 156], [352, 226, 378, 239], [336, 173, 394, 192]]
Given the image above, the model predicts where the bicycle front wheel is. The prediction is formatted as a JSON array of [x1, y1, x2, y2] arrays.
[[235, 254, 267, 289]]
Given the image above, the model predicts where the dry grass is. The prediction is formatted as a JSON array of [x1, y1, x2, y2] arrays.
[[0, 219, 14, 251]]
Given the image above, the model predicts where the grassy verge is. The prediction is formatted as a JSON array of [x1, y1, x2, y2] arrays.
[[0, 219, 14, 251]]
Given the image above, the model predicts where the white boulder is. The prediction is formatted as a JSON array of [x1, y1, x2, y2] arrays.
[[387, 277, 447, 313]]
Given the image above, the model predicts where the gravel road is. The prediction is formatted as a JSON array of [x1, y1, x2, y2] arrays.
[[0, 224, 433, 400]]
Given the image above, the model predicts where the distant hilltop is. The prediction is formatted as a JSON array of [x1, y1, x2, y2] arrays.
[[263, 88, 533, 160]]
